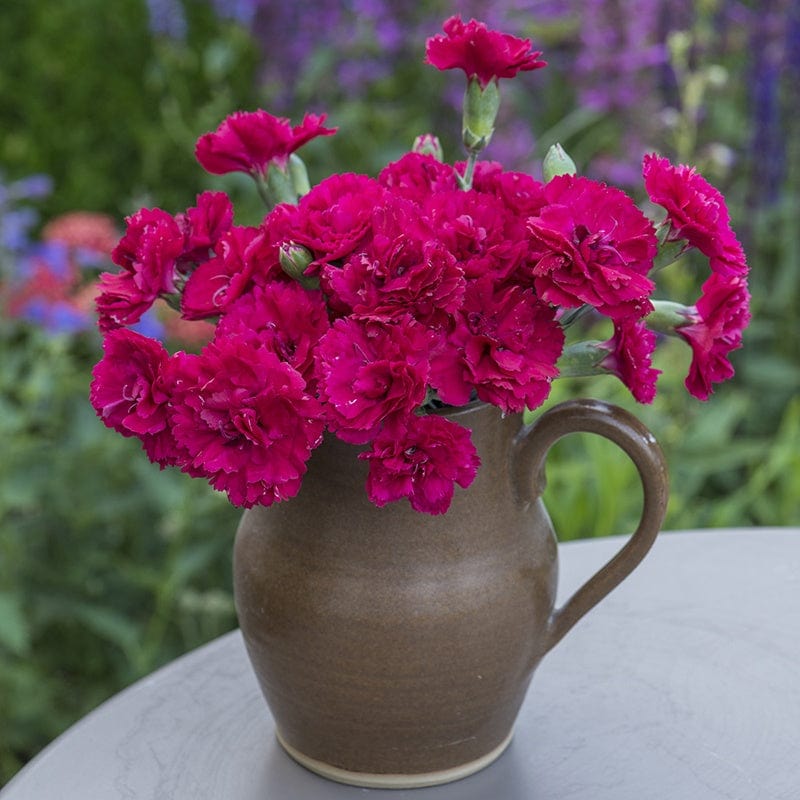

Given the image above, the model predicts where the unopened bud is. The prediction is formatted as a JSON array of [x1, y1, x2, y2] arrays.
[[646, 300, 696, 334], [543, 143, 577, 182], [266, 165, 298, 206], [412, 133, 444, 161], [279, 243, 314, 281], [462, 78, 500, 153], [288, 154, 311, 197]]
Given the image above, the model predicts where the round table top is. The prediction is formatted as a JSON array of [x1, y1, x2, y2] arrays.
[[3, 527, 799, 800]]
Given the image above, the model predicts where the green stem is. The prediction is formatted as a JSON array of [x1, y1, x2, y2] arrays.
[[458, 150, 479, 191]]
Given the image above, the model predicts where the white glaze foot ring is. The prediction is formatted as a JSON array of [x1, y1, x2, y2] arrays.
[[276, 729, 514, 789]]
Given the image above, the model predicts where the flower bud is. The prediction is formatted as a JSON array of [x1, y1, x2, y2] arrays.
[[646, 300, 696, 334], [288, 154, 311, 197], [556, 341, 609, 377], [279, 243, 314, 281], [543, 143, 577, 182], [462, 77, 500, 153], [412, 133, 444, 161], [266, 165, 298, 206]]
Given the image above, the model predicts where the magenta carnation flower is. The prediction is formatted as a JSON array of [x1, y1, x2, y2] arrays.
[[600, 320, 661, 404], [422, 188, 528, 281], [326, 200, 465, 328], [430, 279, 564, 413], [286, 173, 387, 271], [315, 316, 432, 443], [643, 154, 748, 278], [425, 16, 546, 88], [181, 225, 279, 320], [195, 110, 337, 177], [175, 191, 234, 269], [378, 153, 459, 203], [526, 175, 657, 320], [471, 167, 547, 218], [676, 273, 751, 400], [360, 415, 481, 515], [216, 281, 330, 386], [167, 338, 323, 508], [96, 208, 184, 330], [90, 329, 182, 466]]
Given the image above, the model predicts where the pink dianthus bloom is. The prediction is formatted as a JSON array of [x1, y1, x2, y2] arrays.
[[422, 188, 528, 281], [430, 279, 564, 413], [216, 281, 330, 387], [315, 316, 432, 443], [378, 152, 459, 203], [326, 200, 465, 328], [96, 208, 184, 330], [425, 16, 546, 88], [195, 110, 337, 177], [175, 191, 234, 269], [676, 273, 751, 400], [285, 173, 388, 271], [526, 175, 657, 320], [642, 153, 748, 278], [168, 338, 323, 508], [600, 319, 661, 404], [360, 415, 481, 515], [89, 328, 182, 466], [181, 225, 279, 320]]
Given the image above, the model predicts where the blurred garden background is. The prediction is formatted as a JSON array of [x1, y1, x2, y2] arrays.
[[1, 0, 798, 785]]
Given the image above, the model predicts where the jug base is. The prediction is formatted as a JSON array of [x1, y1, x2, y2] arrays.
[[276, 727, 514, 789]]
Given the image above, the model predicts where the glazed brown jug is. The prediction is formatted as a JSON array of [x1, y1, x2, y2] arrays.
[[233, 398, 669, 789]]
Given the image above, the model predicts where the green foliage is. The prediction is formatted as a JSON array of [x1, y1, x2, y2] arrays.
[[0, 0, 261, 218], [0, 324, 240, 784]]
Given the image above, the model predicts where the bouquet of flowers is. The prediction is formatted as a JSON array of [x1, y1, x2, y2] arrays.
[[90, 16, 750, 515]]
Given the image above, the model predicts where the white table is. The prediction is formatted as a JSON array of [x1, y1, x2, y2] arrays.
[[3, 527, 799, 799]]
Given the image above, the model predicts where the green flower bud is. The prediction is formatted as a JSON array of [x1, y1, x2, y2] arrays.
[[462, 78, 500, 153], [646, 300, 695, 335], [543, 143, 577, 182], [412, 133, 444, 161], [556, 341, 609, 377], [288, 154, 311, 197], [266, 165, 298, 206], [279, 243, 314, 281]]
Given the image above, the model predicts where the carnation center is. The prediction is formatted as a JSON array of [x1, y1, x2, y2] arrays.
[[573, 223, 623, 266]]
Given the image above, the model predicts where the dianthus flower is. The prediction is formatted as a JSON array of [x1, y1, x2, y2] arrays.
[[216, 281, 330, 387], [96, 208, 184, 330], [526, 174, 657, 320], [167, 338, 323, 507], [175, 191, 234, 269], [378, 153, 459, 203], [181, 225, 279, 320], [195, 110, 337, 177], [283, 173, 388, 271], [325, 200, 465, 328], [642, 153, 748, 278], [422, 188, 528, 281], [315, 316, 432, 443], [599, 319, 661, 404], [360, 414, 481, 515], [89, 328, 182, 466], [676, 273, 751, 400], [425, 16, 546, 88], [430, 278, 564, 413]]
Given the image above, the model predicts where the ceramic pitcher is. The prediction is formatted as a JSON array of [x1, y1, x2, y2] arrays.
[[233, 398, 669, 788]]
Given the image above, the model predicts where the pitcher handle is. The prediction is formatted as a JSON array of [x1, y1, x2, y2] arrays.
[[513, 398, 669, 655]]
